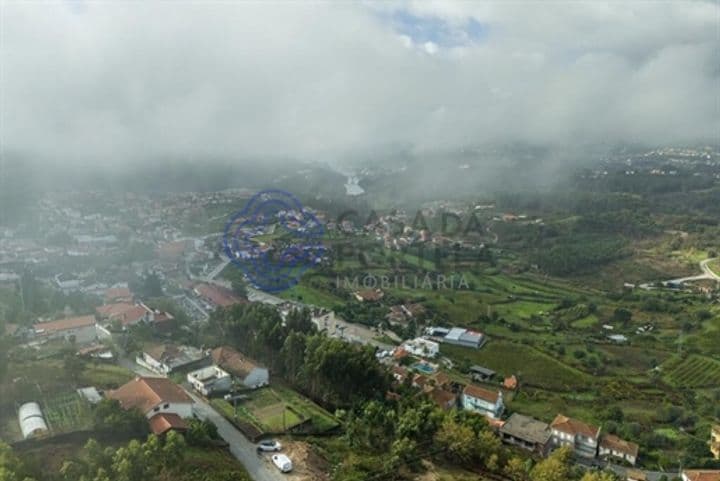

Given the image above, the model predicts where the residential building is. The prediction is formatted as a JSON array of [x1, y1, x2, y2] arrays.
[[33, 315, 98, 345], [96, 303, 151, 328], [108, 377, 194, 436], [550, 414, 600, 459], [682, 471, 720, 481], [194, 283, 244, 308], [402, 338, 440, 358], [711, 424, 720, 460], [427, 386, 458, 410], [443, 328, 485, 349], [137, 344, 209, 375], [187, 365, 232, 396], [599, 434, 639, 466], [500, 413, 552, 457], [210, 346, 269, 389], [105, 286, 133, 303], [462, 384, 504, 419]]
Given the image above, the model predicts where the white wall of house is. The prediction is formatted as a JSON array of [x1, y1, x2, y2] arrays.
[[462, 393, 503, 419], [137, 353, 170, 375], [187, 366, 232, 396], [599, 447, 636, 465]]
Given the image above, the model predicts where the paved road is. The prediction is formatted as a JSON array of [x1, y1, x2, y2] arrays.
[[184, 390, 286, 481], [641, 257, 719, 289]]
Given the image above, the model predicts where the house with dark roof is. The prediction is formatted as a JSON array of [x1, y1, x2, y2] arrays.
[[500, 413, 552, 456], [550, 414, 600, 459], [137, 344, 209, 375], [211, 346, 269, 389], [599, 433, 639, 465], [461, 384, 504, 419], [469, 365, 496, 382], [107, 377, 194, 436]]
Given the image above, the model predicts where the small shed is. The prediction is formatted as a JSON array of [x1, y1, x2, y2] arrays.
[[470, 365, 496, 382]]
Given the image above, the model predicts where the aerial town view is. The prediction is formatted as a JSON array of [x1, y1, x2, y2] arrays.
[[0, 2, 718, 481]]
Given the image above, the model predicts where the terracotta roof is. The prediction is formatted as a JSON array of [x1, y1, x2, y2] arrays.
[[463, 384, 500, 403], [550, 414, 599, 439], [105, 287, 132, 302], [428, 387, 457, 409], [108, 377, 193, 414], [503, 375, 518, 390], [34, 315, 96, 333], [211, 346, 263, 379], [683, 471, 720, 481], [195, 284, 243, 308], [601, 434, 639, 458], [96, 303, 148, 326], [434, 372, 452, 387], [149, 413, 188, 435]]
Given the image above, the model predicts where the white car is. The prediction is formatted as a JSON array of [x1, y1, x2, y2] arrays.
[[257, 440, 282, 452], [271, 454, 293, 473]]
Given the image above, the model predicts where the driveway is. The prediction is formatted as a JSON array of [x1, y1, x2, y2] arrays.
[[184, 389, 287, 481]]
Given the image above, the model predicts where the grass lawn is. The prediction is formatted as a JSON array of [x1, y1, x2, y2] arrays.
[[80, 363, 134, 389], [212, 386, 338, 435]]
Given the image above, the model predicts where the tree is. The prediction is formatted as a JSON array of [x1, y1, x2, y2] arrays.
[[63, 349, 85, 382], [161, 431, 186, 469], [580, 472, 620, 481], [530, 446, 572, 481], [434, 416, 477, 465], [503, 456, 529, 481]]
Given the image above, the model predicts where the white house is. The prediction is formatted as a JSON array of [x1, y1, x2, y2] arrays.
[[187, 365, 232, 396], [550, 414, 600, 459], [33, 315, 98, 345], [461, 384, 504, 419], [402, 338, 440, 358], [137, 344, 208, 375], [211, 346, 269, 389], [108, 377, 194, 435], [599, 433, 639, 466]]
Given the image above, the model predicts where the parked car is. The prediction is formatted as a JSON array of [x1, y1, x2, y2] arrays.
[[271, 454, 293, 473], [257, 440, 282, 452]]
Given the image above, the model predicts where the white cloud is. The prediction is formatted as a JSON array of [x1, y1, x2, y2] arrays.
[[1, 1, 718, 165]]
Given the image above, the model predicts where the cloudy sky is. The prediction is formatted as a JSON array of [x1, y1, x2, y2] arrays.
[[2, 0, 718, 165]]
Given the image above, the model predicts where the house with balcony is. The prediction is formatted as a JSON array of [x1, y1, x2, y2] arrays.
[[550, 414, 600, 459]]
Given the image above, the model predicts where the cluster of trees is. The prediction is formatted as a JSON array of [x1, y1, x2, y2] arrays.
[[209, 303, 390, 407], [335, 394, 622, 481], [533, 237, 627, 276]]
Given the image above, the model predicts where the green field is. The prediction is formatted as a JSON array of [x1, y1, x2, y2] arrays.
[[442, 341, 596, 391], [662, 354, 720, 388], [42, 392, 93, 434]]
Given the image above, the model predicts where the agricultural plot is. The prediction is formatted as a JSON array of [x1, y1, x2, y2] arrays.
[[662, 354, 720, 388], [212, 386, 337, 435], [42, 392, 93, 434]]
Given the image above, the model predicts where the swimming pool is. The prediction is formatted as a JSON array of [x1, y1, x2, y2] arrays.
[[412, 362, 436, 374]]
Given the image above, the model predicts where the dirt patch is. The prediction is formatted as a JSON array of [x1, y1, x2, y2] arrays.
[[278, 440, 330, 481]]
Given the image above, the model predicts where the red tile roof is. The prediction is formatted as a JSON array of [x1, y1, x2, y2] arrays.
[[463, 384, 500, 403], [96, 303, 148, 326], [503, 375, 518, 390], [195, 283, 244, 308], [149, 413, 188, 435], [551, 414, 599, 439], [108, 377, 193, 414], [683, 471, 720, 481], [211, 346, 263, 379], [601, 434, 639, 458], [34, 315, 96, 333], [105, 287, 132, 302]]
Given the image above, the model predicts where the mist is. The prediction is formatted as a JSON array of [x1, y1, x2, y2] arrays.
[[2, 1, 718, 170]]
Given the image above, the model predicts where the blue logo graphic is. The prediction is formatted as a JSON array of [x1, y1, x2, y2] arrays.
[[223, 189, 326, 292]]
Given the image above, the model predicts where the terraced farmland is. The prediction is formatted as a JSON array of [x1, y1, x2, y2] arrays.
[[662, 354, 720, 388]]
